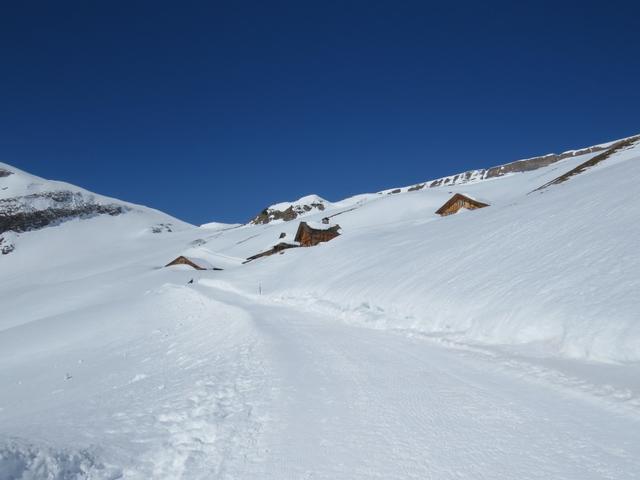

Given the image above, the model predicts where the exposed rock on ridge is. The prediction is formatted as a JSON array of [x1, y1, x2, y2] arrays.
[[0, 191, 128, 235], [250, 197, 327, 225]]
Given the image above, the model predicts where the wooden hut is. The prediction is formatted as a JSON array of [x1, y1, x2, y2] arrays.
[[244, 242, 298, 263], [294, 221, 341, 247], [165, 256, 222, 270], [435, 193, 489, 216]]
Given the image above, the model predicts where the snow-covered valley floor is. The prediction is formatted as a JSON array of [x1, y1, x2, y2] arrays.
[[2, 278, 640, 479]]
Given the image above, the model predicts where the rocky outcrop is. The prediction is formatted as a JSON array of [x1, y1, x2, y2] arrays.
[[150, 223, 174, 233], [532, 135, 640, 192], [0, 233, 16, 254], [485, 144, 610, 179], [0, 191, 128, 235], [250, 198, 327, 224], [387, 140, 624, 195], [428, 145, 610, 189]]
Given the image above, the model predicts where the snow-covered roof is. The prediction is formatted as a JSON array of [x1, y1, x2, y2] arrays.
[[304, 221, 339, 231], [183, 257, 215, 270], [178, 247, 244, 269], [454, 192, 491, 206]]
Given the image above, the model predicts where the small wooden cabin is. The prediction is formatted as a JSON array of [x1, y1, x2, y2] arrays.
[[435, 193, 489, 216], [294, 221, 341, 247], [244, 242, 298, 263], [165, 256, 222, 270]]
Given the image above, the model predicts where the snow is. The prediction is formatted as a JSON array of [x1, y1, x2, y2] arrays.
[[198, 221, 241, 230], [182, 257, 216, 270], [0, 161, 192, 231], [303, 221, 338, 230], [1, 135, 640, 478], [173, 247, 244, 270], [268, 194, 328, 212]]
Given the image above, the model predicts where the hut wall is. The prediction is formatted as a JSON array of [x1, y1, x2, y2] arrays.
[[299, 229, 339, 246], [440, 198, 485, 216]]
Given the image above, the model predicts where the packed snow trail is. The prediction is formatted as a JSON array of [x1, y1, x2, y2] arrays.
[[196, 285, 640, 480]]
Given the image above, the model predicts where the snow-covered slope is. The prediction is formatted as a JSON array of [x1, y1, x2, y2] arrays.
[[2, 136, 638, 358], [249, 194, 329, 224], [379, 134, 625, 193], [0, 162, 193, 255], [1, 134, 640, 478], [190, 134, 640, 363]]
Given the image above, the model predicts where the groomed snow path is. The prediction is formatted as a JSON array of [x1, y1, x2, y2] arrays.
[[196, 286, 640, 480]]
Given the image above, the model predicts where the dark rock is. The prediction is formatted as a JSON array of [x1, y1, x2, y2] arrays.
[[250, 201, 326, 225], [0, 190, 128, 234], [151, 223, 174, 233], [532, 136, 640, 192], [0, 236, 15, 255], [418, 142, 616, 192]]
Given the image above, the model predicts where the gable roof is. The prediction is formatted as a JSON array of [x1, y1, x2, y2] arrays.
[[435, 193, 490, 215], [166, 255, 221, 270]]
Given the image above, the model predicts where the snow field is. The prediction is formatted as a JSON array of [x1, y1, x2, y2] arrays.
[[1, 135, 640, 478]]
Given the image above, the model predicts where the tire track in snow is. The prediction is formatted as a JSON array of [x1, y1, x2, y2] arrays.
[[198, 284, 640, 479], [113, 285, 278, 480]]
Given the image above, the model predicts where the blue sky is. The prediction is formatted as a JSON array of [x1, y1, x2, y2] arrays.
[[1, 1, 638, 225]]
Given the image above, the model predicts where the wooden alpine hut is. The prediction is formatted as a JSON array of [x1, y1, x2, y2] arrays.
[[435, 193, 489, 217], [294, 221, 341, 247], [165, 256, 222, 270], [244, 242, 299, 263]]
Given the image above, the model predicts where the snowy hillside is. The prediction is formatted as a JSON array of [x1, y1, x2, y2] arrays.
[[249, 194, 330, 224], [1, 134, 640, 478], [0, 162, 192, 256]]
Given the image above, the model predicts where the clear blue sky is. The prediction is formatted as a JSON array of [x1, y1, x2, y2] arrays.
[[1, 1, 638, 225]]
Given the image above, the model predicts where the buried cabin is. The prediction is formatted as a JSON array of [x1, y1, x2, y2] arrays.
[[165, 256, 223, 270], [244, 242, 299, 263], [435, 193, 489, 216], [294, 221, 341, 247]]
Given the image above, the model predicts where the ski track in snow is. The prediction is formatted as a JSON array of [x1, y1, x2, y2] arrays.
[[265, 291, 640, 418], [196, 285, 640, 480], [0, 287, 278, 480], [116, 290, 277, 480], [2, 281, 640, 479]]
